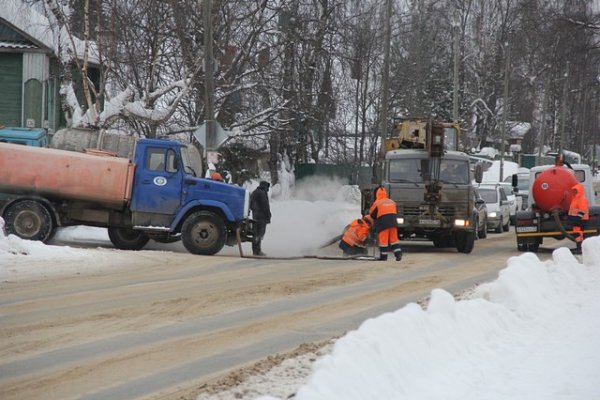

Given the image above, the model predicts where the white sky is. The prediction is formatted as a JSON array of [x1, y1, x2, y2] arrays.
[[2, 185, 600, 400]]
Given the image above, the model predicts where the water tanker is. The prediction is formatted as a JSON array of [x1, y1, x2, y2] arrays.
[[0, 139, 252, 255], [531, 166, 579, 213], [514, 161, 599, 252]]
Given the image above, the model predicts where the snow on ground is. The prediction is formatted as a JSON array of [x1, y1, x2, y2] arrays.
[[2, 188, 600, 400]]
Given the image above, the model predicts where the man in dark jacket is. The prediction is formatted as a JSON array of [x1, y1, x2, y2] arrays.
[[250, 181, 271, 256]]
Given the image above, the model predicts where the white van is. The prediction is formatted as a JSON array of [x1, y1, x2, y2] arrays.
[[478, 183, 511, 233]]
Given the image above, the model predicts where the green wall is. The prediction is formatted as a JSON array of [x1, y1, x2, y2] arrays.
[[0, 53, 23, 127]]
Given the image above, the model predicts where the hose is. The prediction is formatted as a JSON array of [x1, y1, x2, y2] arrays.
[[235, 229, 377, 260], [551, 209, 577, 243]]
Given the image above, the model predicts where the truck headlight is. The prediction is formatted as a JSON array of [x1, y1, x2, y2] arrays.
[[488, 212, 497, 218], [454, 219, 468, 227], [397, 217, 404, 225]]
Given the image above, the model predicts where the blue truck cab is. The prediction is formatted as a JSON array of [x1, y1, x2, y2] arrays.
[[0, 127, 49, 147], [112, 139, 251, 255]]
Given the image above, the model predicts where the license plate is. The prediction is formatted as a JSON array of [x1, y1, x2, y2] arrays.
[[516, 226, 537, 233], [419, 219, 441, 226]]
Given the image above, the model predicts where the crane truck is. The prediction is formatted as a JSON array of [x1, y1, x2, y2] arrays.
[[514, 157, 600, 252], [361, 117, 483, 254], [0, 139, 252, 255]]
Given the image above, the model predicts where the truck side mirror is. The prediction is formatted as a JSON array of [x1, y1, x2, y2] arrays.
[[474, 162, 483, 183], [512, 173, 518, 188]]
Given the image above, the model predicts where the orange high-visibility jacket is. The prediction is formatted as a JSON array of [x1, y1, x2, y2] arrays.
[[369, 187, 398, 232], [342, 218, 372, 247], [568, 183, 589, 220]]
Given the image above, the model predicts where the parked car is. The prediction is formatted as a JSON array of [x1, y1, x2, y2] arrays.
[[497, 181, 521, 224], [472, 187, 488, 239], [478, 184, 511, 233]]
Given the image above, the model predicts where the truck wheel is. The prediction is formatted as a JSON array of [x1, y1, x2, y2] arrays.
[[108, 227, 150, 250], [181, 211, 226, 255], [517, 242, 527, 251], [3, 200, 54, 242], [456, 231, 475, 254], [527, 242, 539, 253]]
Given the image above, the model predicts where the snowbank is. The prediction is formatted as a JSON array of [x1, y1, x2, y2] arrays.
[[258, 239, 600, 400]]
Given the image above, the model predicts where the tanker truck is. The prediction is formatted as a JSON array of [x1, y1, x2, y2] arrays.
[[0, 139, 252, 255], [514, 158, 600, 252]]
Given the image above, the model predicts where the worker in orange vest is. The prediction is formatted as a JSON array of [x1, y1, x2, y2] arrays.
[[369, 186, 402, 261], [568, 182, 589, 254], [339, 215, 373, 256]]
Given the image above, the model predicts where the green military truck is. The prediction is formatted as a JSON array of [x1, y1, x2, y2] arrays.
[[361, 118, 483, 253]]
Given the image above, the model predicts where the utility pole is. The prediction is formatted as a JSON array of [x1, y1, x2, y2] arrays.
[[558, 62, 569, 156], [378, 0, 392, 160], [452, 10, 460, 124], [537, 78, 549, 166], [204, 0, 215, 152], [500, 43, 510, 182]]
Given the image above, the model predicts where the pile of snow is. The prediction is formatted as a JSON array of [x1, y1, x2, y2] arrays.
[[256, 239, 600, 400]]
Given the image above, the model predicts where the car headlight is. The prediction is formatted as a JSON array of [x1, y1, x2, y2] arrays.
[[397, 217, 404, 225], [488, 211, 497, 218]]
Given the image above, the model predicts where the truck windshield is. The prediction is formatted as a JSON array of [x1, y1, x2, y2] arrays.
[[388, 158, 425, 183], [388, 158, 470, 184], [439, 159, 470, 184], [180, 145, 204, 177]]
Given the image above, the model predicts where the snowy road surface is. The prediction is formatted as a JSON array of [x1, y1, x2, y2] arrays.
[[0, 229, 520, 399]]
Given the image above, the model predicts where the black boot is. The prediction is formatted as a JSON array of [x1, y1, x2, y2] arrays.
[[378, 254, 388, 261], [395, 251, 402, 261], [252, 242, 264, 256]]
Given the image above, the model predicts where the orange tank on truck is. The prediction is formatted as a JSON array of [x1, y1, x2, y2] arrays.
[[0, 144, 134, 209], [514, 160, 600, 253], [0, 139, 253, 256]]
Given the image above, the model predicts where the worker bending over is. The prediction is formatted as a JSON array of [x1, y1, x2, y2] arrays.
[[339, 215, 373, 257]]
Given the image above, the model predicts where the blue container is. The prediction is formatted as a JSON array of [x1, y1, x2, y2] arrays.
[[0, 127, 49, 147]]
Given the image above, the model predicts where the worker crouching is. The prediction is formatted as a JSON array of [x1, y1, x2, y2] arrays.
[[369, 186, 402, 261], [339, 215, 373, 257]]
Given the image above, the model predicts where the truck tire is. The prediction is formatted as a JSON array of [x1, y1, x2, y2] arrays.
[[3, 200, 54, 242], [527, 242, 539, 253], [456, 231, 475, 254], [181, 211, 226, 255], [108, 227, 150, 250]]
